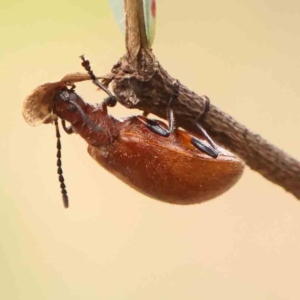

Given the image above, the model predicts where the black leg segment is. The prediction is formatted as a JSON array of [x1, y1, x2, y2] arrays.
[[192, 96, 219, 158], [191, 137, 218, 158], [145, 80, 179, 137], [145, 119, 170, 137], [61, 120, 73, 134]]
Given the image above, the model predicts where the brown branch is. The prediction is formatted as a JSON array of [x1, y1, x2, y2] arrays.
[[107, 0, 300, 199]]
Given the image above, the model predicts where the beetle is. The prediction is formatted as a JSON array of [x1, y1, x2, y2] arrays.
[[52, 56, 244, 207]]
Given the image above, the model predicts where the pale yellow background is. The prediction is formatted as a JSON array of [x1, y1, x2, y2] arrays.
[[1, 0, 300, 299]]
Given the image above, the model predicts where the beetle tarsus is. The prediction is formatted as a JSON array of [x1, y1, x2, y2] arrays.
[[197, 96, 210, 121], [104, 95, 117, 107]]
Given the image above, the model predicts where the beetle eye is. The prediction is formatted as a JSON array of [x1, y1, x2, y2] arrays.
[[60, 90, 71, 101], [69, 92, 77, 102]]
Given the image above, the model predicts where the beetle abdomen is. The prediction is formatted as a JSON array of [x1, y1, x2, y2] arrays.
[[87, 118, 244, 204]]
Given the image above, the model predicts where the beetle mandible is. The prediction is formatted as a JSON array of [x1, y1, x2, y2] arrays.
[[52, 56, 244, 206]]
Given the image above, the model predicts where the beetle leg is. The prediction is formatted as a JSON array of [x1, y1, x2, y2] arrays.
[[191, 96, 219, 158], [165, 80, 179, 134], [191, 137, 218, 158], [69, 84, 76, 91], [146, 119, 171, 137], [80, 55, 117, 107], [143, 80, 179, 137], [103, 95, 117, 107], [61, 120, 74, 134]]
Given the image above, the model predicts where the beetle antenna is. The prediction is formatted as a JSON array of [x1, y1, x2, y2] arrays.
[[79, 55, 117, 107], [54, 119, 69, 208]]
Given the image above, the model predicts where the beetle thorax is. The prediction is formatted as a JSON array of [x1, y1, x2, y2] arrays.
[[71, 103, 119, 147]]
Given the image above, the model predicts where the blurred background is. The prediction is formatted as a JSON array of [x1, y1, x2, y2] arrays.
[[1, 0, 300, 299]]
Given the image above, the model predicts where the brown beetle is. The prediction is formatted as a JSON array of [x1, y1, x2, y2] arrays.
[[51, 57, 244, 207]]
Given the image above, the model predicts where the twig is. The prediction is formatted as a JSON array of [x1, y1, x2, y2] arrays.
[[109, 0, 300, 199]]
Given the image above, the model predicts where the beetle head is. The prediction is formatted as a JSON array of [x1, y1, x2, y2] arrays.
[[53, 87, 104, 133], [53, 87, 87, 124]]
